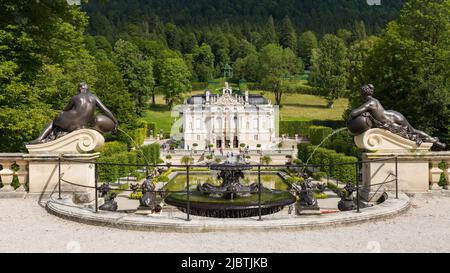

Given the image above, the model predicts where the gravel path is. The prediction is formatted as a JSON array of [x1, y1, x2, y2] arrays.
[[0, 194, 449, 253]]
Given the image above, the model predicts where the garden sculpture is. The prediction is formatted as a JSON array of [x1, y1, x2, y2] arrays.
[[28, 82, 118, 144], [347, 84, 445, 149]]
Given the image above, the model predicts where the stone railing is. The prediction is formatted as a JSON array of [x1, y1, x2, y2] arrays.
[[0, 153, 28, 193]]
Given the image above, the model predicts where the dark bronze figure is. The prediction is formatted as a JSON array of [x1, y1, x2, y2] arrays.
[[99, 192, 118, 212], [338, 183, 356, 212], [139, 176, 160, 210], [197, 164, 260, 199], [28, 82, 118, 144], [347, 84, 445, 149], [98, 183, 111, 198], [292, 181, 318, 208]]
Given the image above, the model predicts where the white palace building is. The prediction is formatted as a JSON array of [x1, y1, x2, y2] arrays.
[[181, 83, 278, 150]]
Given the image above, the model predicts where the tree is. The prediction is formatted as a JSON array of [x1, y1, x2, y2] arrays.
[[261, 155, 272, 165], [279, 16, 297, 52], [93, 59, 138, 130], [192, 43, 215, 81], [113, 39, 154, 115], [297, 31, 318, 69], [159, 57, 191, 108], [233, 53, 260, 82], [0, 0, 98, 151], [262, 16, 278, 45], [346, 36, 379, 110], [337, 28, 353, 44], [362, 0, 450, 145], [181, 155, 194, 165], [259, 44, 303, 106], [181, 32, 198, 54], [165, 23, 181, 51], [354, 21, 368, 41], [310, 34, 349, 108]]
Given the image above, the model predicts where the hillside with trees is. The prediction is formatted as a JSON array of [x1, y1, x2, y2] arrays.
[[1, 0, 448, 152]]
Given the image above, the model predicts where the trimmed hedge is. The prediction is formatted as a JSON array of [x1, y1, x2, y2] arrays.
[[98, 150, 145, 183], [297, 143, 357, 183], [279, 120, 313, 137], [141, 143, 161, 166], [147, 122, 157, 137], [97, 143, 162, 183], [324, 130, 360, 158], [308, 126, 333, 145], [97, 141, 128, 156]]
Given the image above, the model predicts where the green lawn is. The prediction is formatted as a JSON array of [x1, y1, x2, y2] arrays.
[[249, 91, 348, 121], [142, 89, 348, 135]]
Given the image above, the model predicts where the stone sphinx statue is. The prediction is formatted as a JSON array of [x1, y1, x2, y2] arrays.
[[28, 82, 118, 144], [347, 84, 445, 150]]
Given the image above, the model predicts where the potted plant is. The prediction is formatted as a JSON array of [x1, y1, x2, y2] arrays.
[[165, 154, 172, 167], [192, 143, 198, 154], [438, 173, 448, 190], [256, 144, 262, 154]]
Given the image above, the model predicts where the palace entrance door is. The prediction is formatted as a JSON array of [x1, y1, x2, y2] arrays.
[[216, 139, 222, 148], [233, 136, 239, 148]]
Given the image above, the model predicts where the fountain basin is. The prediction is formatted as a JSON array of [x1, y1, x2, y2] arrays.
[[165, 190, 296, 218]]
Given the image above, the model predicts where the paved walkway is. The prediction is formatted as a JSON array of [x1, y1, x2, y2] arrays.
[[1, 194, 450, 252]]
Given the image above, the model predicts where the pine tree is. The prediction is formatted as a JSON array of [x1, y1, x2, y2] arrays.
[[262, 16, 278, 45], [279, 16, 297, 52]]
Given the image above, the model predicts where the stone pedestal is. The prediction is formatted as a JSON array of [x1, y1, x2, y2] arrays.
[[24, 129, 104, 195], [356, 129, 450, 199]]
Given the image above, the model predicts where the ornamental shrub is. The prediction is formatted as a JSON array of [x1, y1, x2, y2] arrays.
[[297, 143, 357, 183], [308, 126, 333, 145]]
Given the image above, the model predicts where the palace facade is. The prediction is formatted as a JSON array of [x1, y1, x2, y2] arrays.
[[182, 83, 278, 150]]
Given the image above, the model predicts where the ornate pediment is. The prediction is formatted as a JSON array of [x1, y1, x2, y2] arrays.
[[214, 93, 240, 106]]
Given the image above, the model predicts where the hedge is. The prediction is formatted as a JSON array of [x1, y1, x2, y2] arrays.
[[98, 141, 128, 156], [308, 126, 333, 145], [324, 130, 360, 158], [297, 143, 357, 183], [279, 120, 313, 137], [141, 143, 161, 166], [97, 150, 144, 183], [147, 122, 157, 137]]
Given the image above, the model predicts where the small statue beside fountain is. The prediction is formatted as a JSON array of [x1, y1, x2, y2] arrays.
[[347, 84, 445, 150], [292, 174, 320, 215], [137, 175, 162, 214], [338, 183, 356, 212], [99, 192, 118, 212], [98, 183, 111, 198]]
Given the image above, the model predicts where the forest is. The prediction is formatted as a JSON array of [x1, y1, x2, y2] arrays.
[[0, 0, 448, 152]]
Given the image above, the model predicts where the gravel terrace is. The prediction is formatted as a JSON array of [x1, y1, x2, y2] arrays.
[[0, 194, 449, 253]]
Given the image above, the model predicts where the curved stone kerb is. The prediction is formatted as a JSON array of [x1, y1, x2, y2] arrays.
[[355, 128, 432, 153], [26, 129, 105, 154]]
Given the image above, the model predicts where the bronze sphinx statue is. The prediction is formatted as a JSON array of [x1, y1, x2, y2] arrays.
[[347, 84, 446, 149], [28, 82, 118, 144]]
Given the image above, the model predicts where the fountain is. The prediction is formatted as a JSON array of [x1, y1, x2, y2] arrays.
[[164, 163, 296, 218]]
